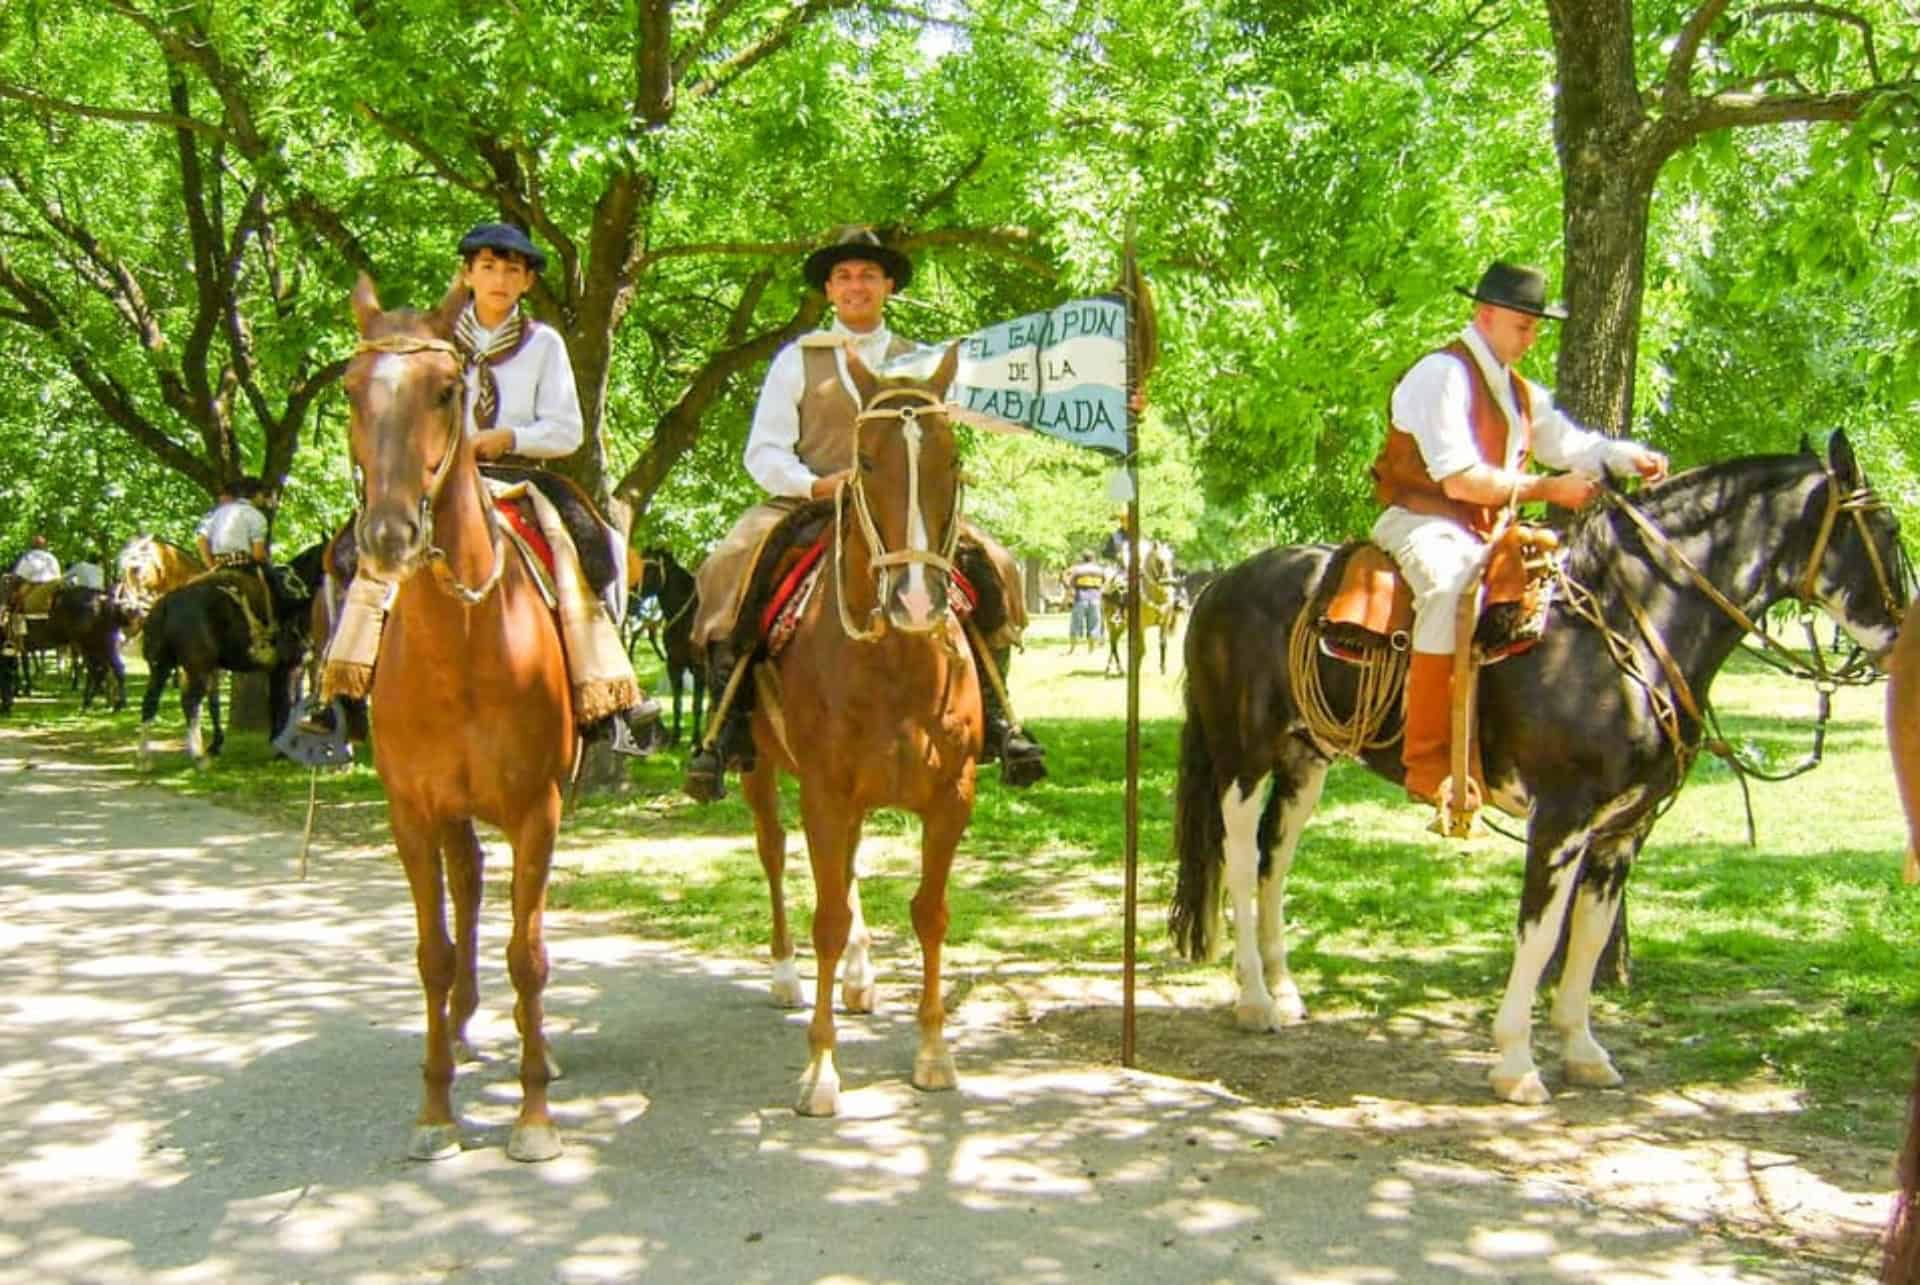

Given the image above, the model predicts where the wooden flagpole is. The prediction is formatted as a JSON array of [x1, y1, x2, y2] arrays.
[[1121, 224, 1142, 1068]]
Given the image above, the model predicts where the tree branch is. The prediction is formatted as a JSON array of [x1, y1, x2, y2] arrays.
[[1663, 0, 1733, 109], [898, 226, 1057, 279], [1426, 0, 1514, 77], [636, 0, 675, 124], [671, 0, 750, 84], [613, 293, 827, 511], [684, 0, 861, 103], [1749, 3, 1881, 82], [0, 81, 231, 141]]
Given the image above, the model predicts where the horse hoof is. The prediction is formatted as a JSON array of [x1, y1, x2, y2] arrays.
[[1564, 1058, 1623, 1088], [1235, 1001, 1301, 1032], [452, 1038, 480, 1065], [1490, 1069, 1552, 1105], [545, 1050, 564, 1082], [912, 1050, 957, 1092], [795, 1065, 841, 1117], [408, 1122, 462, 1161], [841, 982, 877, 1014], [507, 1122, 562, 1163], [770, 978, 806, 1008]]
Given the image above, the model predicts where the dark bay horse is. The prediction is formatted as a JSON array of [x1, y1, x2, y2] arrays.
[[345, 275, 574, 1162], [633, 546, 703, 745], [741, 345, 980, 1117], [138, 571, 311, 765], [1171, 433, 1910, 1105], [1102, 538, 1186, 677]]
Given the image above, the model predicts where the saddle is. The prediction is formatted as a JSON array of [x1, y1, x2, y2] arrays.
[[730, 500, 989, 660], [319, 467, 622, 606], [1317, 523, 1562, 663]]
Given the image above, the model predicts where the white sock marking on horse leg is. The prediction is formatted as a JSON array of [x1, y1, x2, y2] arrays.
[[840, 879, 877, 1013], [1489, 826, 1589, 1104], [185, 705, 204, 766], [1553, 882, 1625, 1087], [1221, 778, 1281, 1031], [1258, 764, 1327, 1024]]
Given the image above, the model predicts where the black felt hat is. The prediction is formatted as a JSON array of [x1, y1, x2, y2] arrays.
[[803, 226, 913, 291], [458, 222, 547, 273], [1454, 261, 1567, 320]]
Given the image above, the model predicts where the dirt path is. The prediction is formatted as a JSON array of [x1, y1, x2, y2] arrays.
[[0, 723, 1890, 1283]]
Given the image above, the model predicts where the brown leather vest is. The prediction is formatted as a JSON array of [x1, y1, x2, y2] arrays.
[[1370, 340, 1534, 538], [797, 336, 917, 477]]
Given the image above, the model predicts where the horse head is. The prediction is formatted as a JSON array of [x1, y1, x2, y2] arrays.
[[344, 274, 469, 581], [841, 343, 964, 637], [1805, 430, 1912, 662]]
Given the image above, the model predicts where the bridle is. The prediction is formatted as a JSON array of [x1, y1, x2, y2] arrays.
[[349, 334, 507, 606], [834, 388, 964, 643], [1550, 467, 1908, 837]]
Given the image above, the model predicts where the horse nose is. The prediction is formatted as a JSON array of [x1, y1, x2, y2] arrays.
[[364, 510, 420, 567], [888, 567, 943, 631]]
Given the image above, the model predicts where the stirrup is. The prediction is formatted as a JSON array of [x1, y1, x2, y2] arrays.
[[274, 696, 355, 768], [1427, 775, 1485, 839]]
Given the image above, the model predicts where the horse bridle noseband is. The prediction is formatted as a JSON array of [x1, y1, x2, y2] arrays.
[[350, 334, 507, 605], [834, 388, 964, 642]]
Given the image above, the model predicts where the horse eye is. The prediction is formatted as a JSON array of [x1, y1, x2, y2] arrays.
[[435, 382, 457, 408], [857, 452, 875, 471]]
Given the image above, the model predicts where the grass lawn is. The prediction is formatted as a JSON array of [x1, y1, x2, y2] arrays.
[[13, 607, 1918, 1147]]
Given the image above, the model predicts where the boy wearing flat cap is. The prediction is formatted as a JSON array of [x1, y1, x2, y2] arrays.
[[1370, 260, 1667, 813]]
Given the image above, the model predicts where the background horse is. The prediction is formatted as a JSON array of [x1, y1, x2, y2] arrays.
[[138, 570, 312, 765], [48, 587, 136, 711], [116, 534, 201, 631], [1102, 538, 1186, 676], [345, 275, 574, 1163], [1171, 433, 1909, 1105], [741, 346, 979, 1117], [633, 545, 703, 745]]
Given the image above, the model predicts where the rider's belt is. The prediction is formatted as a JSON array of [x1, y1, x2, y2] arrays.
[[213, 552, 258, 568]]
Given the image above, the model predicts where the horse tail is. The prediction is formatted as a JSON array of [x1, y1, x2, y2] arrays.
[[1169, 679, 1227, 962]]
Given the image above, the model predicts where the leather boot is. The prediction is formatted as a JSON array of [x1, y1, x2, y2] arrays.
[[1400, 650, 1454, 804], [976, 642, 1046, 787], [685, 646, 755, 802]]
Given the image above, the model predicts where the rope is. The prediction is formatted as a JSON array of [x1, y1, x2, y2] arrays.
[[1285, 610, 1408, 760]]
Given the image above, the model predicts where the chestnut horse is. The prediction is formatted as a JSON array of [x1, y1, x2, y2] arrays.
[[1885, 597, 1920, 1283], [742, 346, 980, 1116], [344, 276, 573, 1162], [115, 534, 201, 631]]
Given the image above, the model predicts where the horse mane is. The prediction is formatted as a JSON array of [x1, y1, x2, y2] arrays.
[[1558, 451, 1815, 588]]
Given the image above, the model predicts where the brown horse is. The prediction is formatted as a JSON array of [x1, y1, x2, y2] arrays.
[[344, 275, 574, 1163], [741, 346, 980, 1117], [1101, 537, 1186, 677], [1886, 597, 1920, 1284]]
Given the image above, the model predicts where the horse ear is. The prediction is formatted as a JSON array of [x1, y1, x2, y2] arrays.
[[929, 341, 963, 399], [430, 269, 468, 337], [844, 344, 880, 406], [350, 274, 382, 334], [1827, 429, 1862, 488], [1797, 432, 1815, 456]]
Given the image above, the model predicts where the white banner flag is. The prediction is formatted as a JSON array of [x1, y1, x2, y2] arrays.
[[880, 296, 1131, 455]]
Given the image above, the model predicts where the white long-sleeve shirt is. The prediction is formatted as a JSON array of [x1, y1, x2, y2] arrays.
[[744, 320, 903, 499], [1389, 324, 1644, 482], [462, 319, 584, 459]]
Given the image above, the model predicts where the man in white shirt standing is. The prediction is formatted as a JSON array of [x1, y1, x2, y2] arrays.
[[1370, 260, 1668, 810], [685, 227, 1043, 801]]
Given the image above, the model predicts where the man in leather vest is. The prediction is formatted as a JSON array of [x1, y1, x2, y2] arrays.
[[1369, 261, 1667, 808], [684, 226, 1046, 802]]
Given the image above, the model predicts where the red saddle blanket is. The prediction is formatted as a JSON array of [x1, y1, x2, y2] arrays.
[[758, 534, 980, 646], [493, 496, 557, 585]]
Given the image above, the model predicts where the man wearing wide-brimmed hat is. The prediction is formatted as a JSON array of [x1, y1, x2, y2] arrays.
[[685, 225, 1047, 802], [1370, 260, 1667, 812]]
